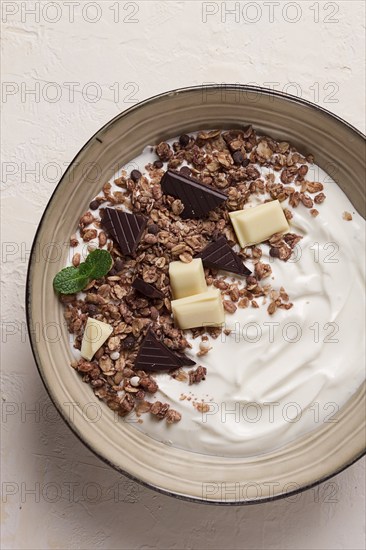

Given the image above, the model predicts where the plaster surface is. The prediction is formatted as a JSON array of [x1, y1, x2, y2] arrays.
[[1, 1, 365, 549]]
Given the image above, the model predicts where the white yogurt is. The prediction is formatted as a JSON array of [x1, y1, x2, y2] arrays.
[[69, 135, 365, 458]]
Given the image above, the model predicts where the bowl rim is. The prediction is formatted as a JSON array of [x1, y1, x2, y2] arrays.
[[26, 84, 366, 505]]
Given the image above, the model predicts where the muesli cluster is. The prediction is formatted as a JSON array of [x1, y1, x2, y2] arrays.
[[57, 126, 327, 424]]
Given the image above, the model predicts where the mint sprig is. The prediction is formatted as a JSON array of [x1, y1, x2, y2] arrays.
[[53, 249, 113, 294], [53, 266, 89, 295], [79, 249, 114, 280]]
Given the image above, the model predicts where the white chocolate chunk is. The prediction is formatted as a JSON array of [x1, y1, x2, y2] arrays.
[[229, 200, 290, 247], [80, 318, 113, 361], [171, 289, 225, 330], [169, 258, 207, 299]]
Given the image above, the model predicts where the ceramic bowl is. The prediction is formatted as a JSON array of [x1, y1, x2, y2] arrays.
[[26, 85, 365, 504]]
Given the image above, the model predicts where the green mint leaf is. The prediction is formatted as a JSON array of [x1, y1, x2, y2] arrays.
[[80, 249, 114, 279], [53, 266, 89, 294], [53, 249, 113, 295]]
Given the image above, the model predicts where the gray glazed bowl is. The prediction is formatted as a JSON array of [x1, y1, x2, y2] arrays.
[[27, 85, 366, 504]]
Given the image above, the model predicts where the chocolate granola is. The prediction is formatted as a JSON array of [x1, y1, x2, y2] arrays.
[[61, 127, 326, 425]]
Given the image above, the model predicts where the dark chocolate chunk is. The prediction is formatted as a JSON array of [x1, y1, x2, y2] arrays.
[[147, 223, 159, 235], [196, 236, 251, 276], [232, 151, 244, 165], [101, 208, 147, 256], [160, 170, 227, 219], [135, 329, 195, 372], [179, 166, 192, 177], [121, 335, 136, 350], [130, 169, 142, 182], [114, 258, 125, 272], [153, 160, 163, 169], [108, 257, 125, 276], [269, 247, 280, 258], [132, 277, 164, 300], [89, 199, 100, 211], [179, 134, 190, 147], [87, 304, 99, 316]]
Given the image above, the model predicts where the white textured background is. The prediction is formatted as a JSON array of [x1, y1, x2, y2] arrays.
[[1, 1, 365, 549]]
